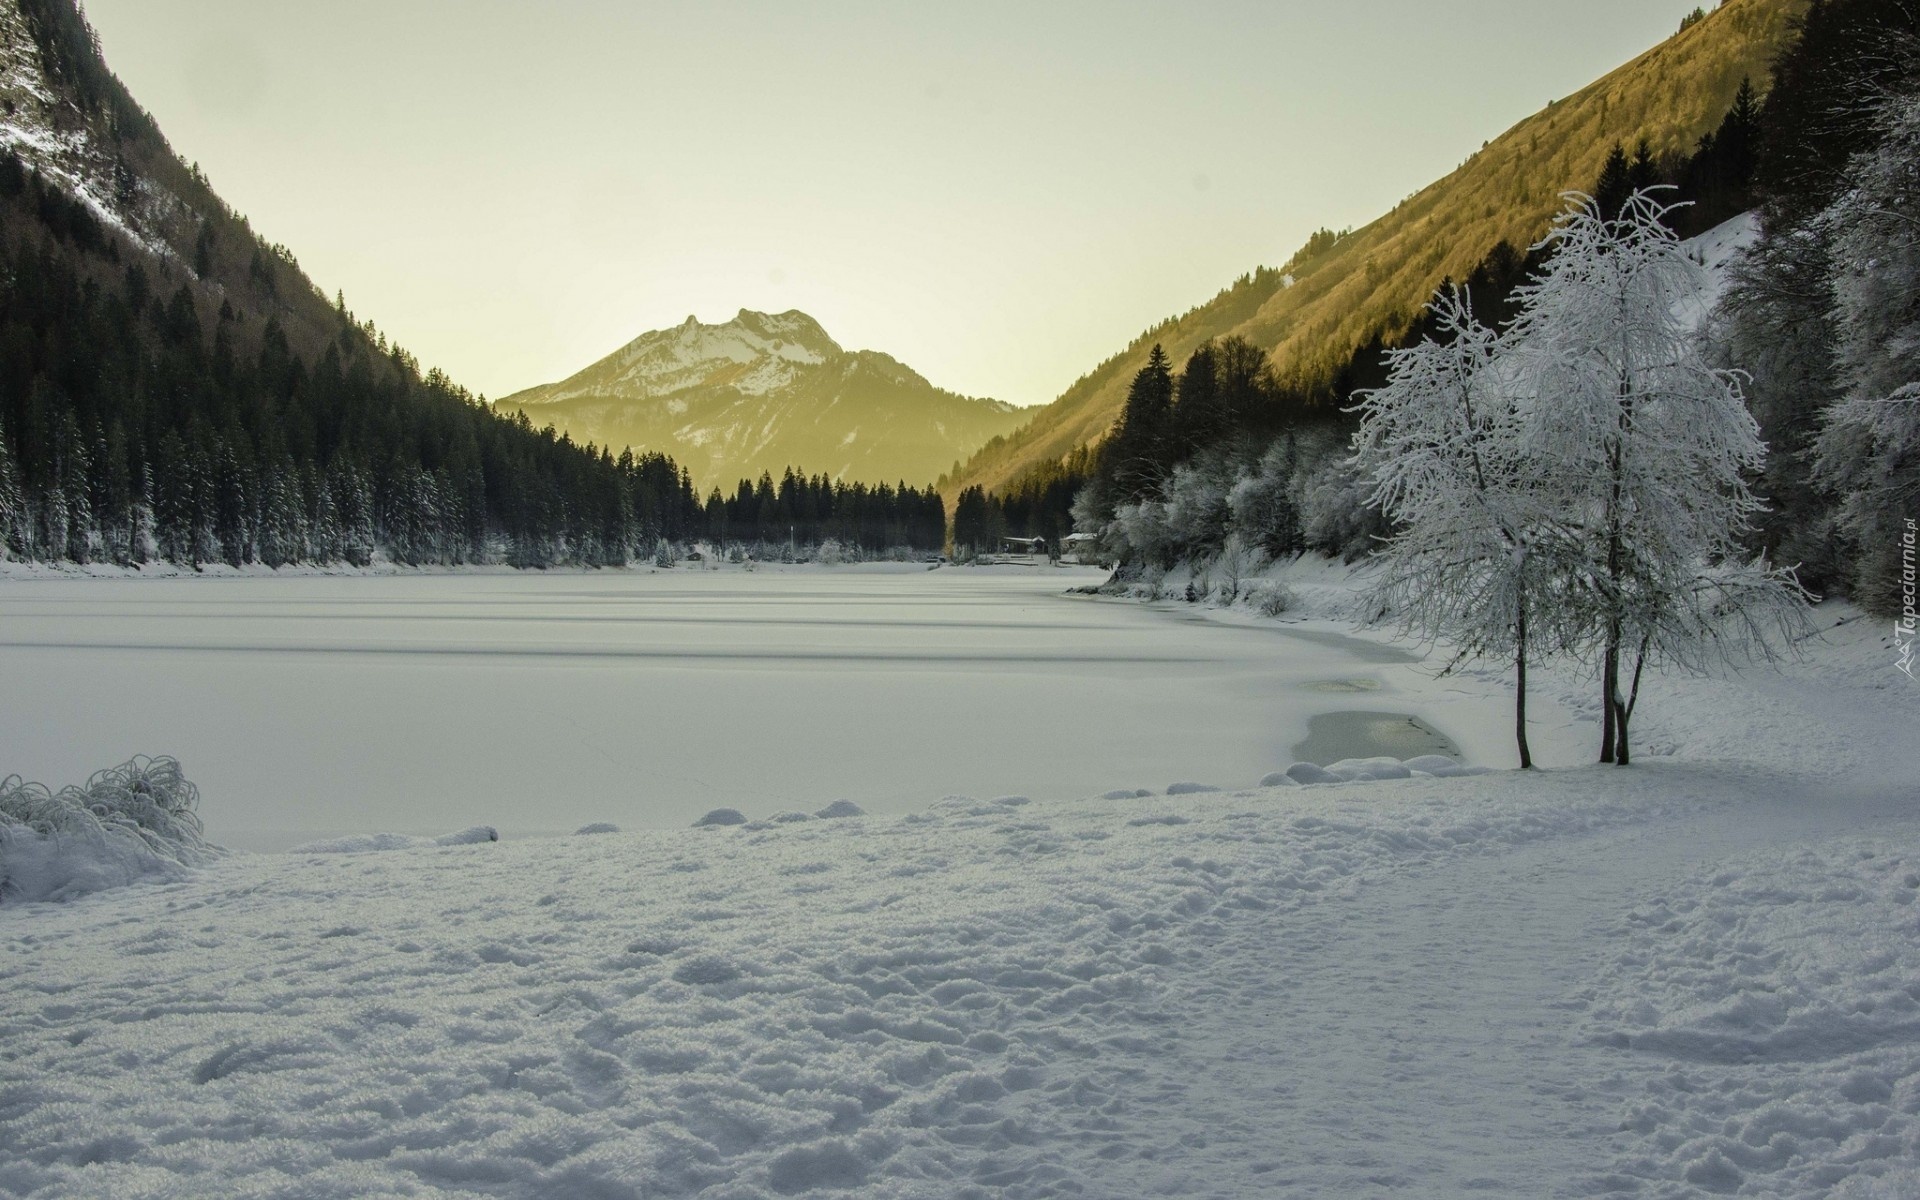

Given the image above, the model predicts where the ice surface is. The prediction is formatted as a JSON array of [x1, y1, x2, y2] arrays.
[[0, 568, 1542, 850]]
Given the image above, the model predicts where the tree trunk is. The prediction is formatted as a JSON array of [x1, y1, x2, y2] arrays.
[[1615, 639, 1648, 766], [1600, 638, 1618, 763], [1612, 694, 1630, 765], [1515, 589, 1534, 769]]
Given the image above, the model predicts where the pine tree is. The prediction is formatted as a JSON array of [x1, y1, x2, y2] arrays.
[[56, 410, 93, 564], [1169, 342, 1221, 459], [1593, 145, 1633, 220], [213, 439, 251, 567], [0, 419, 24, 559], [1108, 344, 1175, 502], [188, 444, 218, 569]]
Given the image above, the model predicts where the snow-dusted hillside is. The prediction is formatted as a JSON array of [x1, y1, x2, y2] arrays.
[[496, 310, 1027, 488], [0, 0, 173, 258]]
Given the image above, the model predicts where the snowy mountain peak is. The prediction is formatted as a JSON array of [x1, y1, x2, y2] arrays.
[[600, 308, 845, 400], [498, 308, 1024, 487]]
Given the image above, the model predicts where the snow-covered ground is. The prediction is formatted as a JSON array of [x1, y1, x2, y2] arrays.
[[2, 561, 1917, 1198]]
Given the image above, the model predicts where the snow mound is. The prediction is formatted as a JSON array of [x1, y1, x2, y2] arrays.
[[289, 826, 498, 854], [694, 808, 748, 827], [814, 799, 865, 819], [435, 826, 499, 845], [1165, 782, 1221, 795], [1325, 757, 1413, 780], [0, 757, 220, 902], [574, 822, 621, 836], [1583, 835, 1920, 1196], [1274, 755, 1490, 785]]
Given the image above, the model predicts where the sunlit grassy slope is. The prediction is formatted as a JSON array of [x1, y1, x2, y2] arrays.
[[945, 0, 1809, 500]]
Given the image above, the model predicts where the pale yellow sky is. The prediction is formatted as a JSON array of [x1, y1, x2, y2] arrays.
[[86, 1, 1710, 407]]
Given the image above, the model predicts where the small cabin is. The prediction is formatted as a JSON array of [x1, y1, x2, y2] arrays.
[[1059, 532, 1100, 565], [981, 535, 1050, 565]]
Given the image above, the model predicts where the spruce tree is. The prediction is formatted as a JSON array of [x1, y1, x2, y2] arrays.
[[0, 419, 23, 559]]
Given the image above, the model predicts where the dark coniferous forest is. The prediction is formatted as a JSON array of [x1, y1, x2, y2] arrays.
[[0, 1, 944, 569], [990, 0, 1918, 625]]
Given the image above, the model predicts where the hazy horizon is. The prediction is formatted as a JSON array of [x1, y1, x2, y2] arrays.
[[87, 1, 1714, 408]]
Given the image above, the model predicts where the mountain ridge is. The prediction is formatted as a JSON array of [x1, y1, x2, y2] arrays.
[[496, 308, 1024, 490], [943, 0, 1812, 502]]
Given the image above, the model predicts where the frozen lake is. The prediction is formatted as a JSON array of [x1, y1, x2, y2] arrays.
[[0, 566, 1500, 850]]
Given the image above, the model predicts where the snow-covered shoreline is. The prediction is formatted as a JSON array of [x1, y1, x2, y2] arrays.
[[0, 556, 962, 582], [2, 560, 1917, 1197]]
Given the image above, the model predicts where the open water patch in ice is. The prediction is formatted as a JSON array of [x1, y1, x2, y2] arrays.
[[1291, 709, 1462, 764]]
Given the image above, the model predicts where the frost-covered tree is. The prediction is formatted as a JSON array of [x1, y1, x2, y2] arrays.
[[330, 461, 375, 568], [1509, 191, 1806, 763], [257, 461, 308, 568], [0, 419, 23, 560], [1355, 289, 1572, 768], [1814, 89, 1920, 612], [1225, 436, 1303, 558]]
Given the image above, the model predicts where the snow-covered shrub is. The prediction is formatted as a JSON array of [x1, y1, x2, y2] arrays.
[[1160, 456, 1236, 550], [1293, 449, 1379, 561], [1, 756, 208, 853], [1108, 453, 1238, 566], [814, 538, 848, 566], [0, 757, 220, 902], [1226, 438, 1303, 557], [1246, 581, 1295, 616], [1210, 534, 1266, 603], [1108, 496, 1174, 565]]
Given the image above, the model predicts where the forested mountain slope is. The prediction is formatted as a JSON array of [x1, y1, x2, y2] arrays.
[[945, 0, 1810, 500], [0, 0, 952, 566], [0, 0, 704, 568]]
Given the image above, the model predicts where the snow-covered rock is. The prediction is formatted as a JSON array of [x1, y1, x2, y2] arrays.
[[288, 826, 498, 854]]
